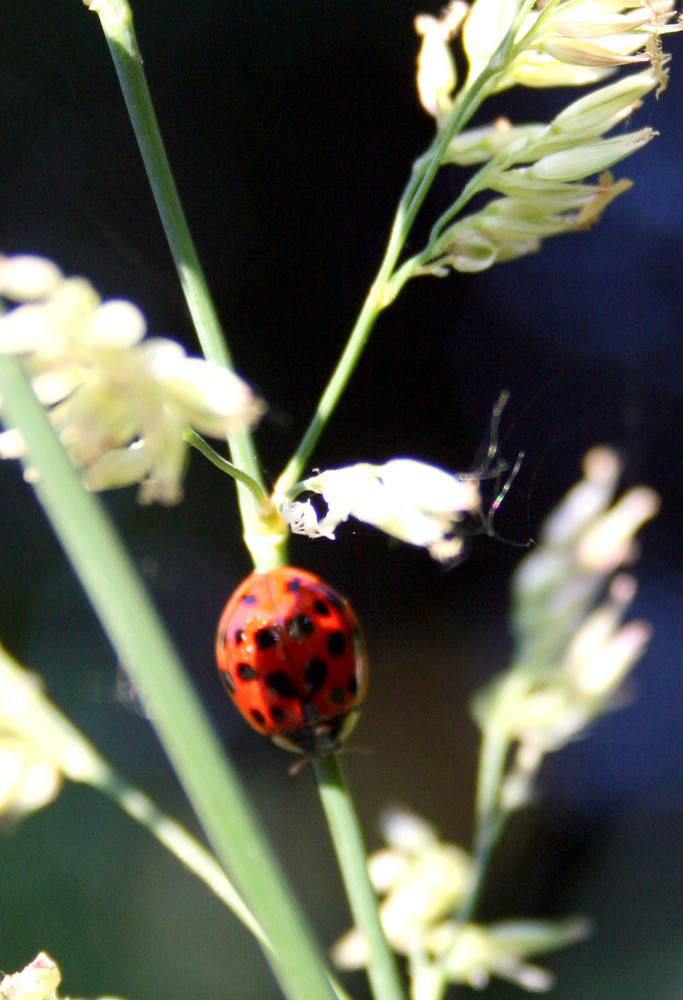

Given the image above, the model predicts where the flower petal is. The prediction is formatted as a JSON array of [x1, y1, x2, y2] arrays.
[[0, 255, 63, 301], [145, 349, 264, 436], [283, 459, 481, 561], [91, 299, 147, 348]]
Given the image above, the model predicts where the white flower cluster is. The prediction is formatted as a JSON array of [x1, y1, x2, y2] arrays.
[[409, 0, 681, 274], [0, 642, 108, 824], [0, 735, 61, 824], [416, 0, 679, 115], [473, 447, 659, 793], [332, 809, 589, 998], [0, 953, 127, 1000], [420, 67, 660, 273], [0, 954, 61, 1000], [0, 254, 263, 504], [462, 0, 679, 93], [279, 459, 482, 564]]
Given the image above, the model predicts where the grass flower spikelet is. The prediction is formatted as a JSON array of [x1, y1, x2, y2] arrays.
[[0, 254, 263, 504]]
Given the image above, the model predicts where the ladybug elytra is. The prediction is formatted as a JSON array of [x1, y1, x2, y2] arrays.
[[215, 566, 367, 755]]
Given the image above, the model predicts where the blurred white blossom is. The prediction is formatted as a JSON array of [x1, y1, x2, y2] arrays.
[[421, 918, 591, 995], [512, 447, 659, 619], [332, 809, 471, 969], [0, 954, 61, 1000], [279, 459, 481, 563], [0, 254, 263, 503], [0, 642, 110, 825], [0, 954, 128, 1000], [332, 809, 589, 998], [472, 447, 659, 789], [0, 738, 62, 823], [0, 651, 63, 825]]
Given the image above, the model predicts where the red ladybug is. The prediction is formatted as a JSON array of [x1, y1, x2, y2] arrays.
[[215, 566, 367, 755]]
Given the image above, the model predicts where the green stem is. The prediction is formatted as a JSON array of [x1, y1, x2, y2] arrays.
[[422, 721, 512, 1000], [0, 355, 335, 1000], [387, 160, 497, 294], [312, 754, 406, 1000], [84, 0, 227, 367], [458, 722, 511, 925], [275, 38, 514, 496], [184, 429, 288, 570], [184, 428, 269, 509], [83, 0, 268, 561]]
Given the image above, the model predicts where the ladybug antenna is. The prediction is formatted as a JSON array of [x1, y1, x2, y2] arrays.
[[459, 390, 518, 486], [483, 448, 525, 538], [459, 391, 528, 549], [481, 388, 510, 472]]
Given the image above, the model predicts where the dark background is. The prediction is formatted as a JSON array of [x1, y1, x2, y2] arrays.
[[0, 3, 682, 998]]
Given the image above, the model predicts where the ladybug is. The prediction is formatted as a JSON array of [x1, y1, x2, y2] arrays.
[[215, 566, 367, 755]]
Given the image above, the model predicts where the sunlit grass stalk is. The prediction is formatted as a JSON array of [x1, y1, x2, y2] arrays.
[[0, 354, 336, 1000], [83, 0, 268, 559]]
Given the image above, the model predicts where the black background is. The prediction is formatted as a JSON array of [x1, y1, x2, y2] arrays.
[[0, 3, 682, 998]]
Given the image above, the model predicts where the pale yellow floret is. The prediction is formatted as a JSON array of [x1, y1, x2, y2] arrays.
[[0, 254, 263, 503]]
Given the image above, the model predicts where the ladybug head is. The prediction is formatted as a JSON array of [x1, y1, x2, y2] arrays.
[[270, 707, 361, 756]]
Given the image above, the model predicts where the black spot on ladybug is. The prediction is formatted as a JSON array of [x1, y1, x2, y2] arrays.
[[286, 577, 302, 593], [329, 685, 346, 705], [313, 599, 330, 617], [323, 589, 346, 613], [286, 614, 315, 640], [347, 676, 358, 696], [241, 593, 257, 604], [266, 670, 298, 698], [327, 630, 346, 657], [237, 662, 258, 681], [251, 708, 266, 726], [222, 671, 236, 694], [234, 628, 245, 644], [255, 626, 279, 650], [303, 658, 327, 694], [270, 706, 286, 724]]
